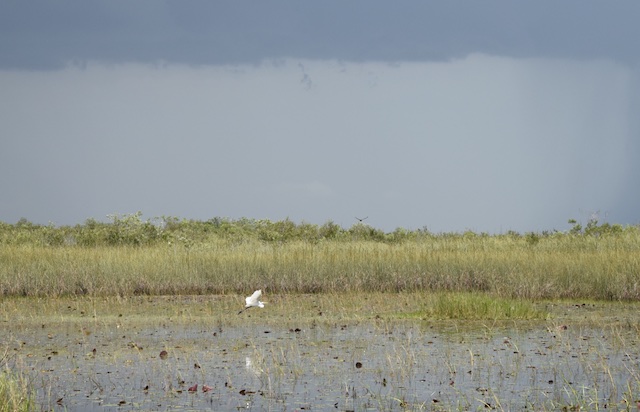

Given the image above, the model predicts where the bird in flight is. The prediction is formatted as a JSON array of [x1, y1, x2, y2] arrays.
[[355, 216, 368, 222], [238, 290, 265, 314]]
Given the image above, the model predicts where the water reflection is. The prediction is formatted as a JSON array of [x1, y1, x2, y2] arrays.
[[245, 356, 262, 376]]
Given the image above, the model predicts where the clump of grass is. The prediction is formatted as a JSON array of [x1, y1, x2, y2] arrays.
[[400, 292, 546, 320], [0, 369, 35, 412]]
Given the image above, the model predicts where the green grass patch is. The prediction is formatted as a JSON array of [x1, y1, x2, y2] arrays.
[[400, 292, 546, 320]]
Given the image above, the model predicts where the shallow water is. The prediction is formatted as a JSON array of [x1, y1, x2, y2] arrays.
[[3, 312, 640, 411]]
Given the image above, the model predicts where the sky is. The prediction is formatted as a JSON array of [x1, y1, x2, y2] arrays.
[[1, 1, 639, 233]]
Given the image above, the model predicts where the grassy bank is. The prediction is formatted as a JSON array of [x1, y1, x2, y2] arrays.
[[1, 214, 639, 300]]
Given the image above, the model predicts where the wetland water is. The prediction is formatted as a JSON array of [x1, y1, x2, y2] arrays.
[[2, 301, 640, 411]]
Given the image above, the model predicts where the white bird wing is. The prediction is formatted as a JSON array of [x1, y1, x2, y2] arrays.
[[246, 289, 262, 306]]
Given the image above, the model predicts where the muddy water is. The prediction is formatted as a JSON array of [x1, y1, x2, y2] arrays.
[[3, 315, 640, 411]]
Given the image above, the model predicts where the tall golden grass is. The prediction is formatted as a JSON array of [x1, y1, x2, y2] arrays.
[[1, 215, 639, 300]]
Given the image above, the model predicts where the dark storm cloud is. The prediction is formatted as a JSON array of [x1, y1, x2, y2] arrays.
[[1, 1, 639, 69], [1, 1, 639, 232]]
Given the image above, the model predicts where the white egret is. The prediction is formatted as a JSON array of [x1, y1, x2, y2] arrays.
[[238, 289, 265, 314]]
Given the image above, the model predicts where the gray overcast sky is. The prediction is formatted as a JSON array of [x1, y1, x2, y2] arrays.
[[1, 2, 639, 233]]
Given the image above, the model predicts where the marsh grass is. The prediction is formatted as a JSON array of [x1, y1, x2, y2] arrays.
[[407, 292, 545, 320], [0, 292, 548, 334], [1, 227, 639, 301], [0, 366, 34, 412], [6, 290, 640, 333]]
